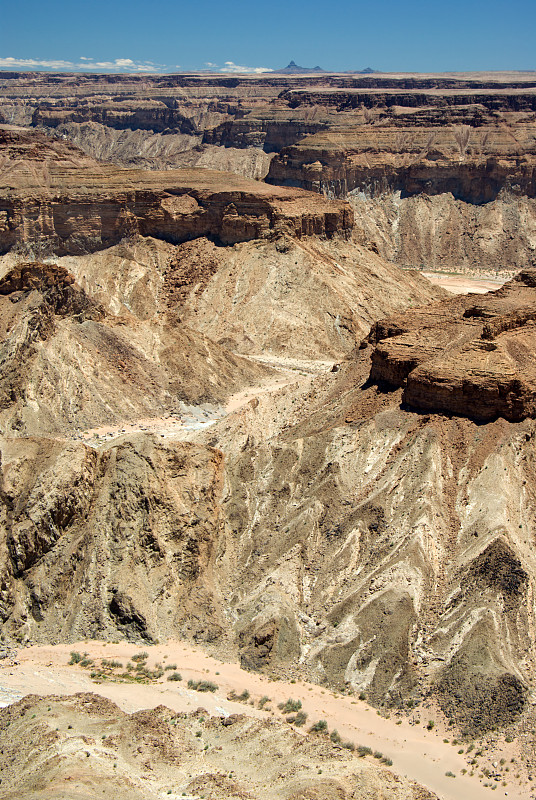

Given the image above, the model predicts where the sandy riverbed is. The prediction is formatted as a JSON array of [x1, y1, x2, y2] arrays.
[[0, 639, 527, 800], [422, 271, 507, 294]]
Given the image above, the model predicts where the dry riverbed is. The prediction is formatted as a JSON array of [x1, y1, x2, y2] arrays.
[[0, 640, 529, 800]]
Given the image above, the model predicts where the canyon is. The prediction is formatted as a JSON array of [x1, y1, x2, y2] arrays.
[[1, 69, 536, 800]]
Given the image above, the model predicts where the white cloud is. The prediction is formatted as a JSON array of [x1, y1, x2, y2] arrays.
[[0, 55, 274, 75], [221, 61, 272, 74], [0, 56, 162, 72]]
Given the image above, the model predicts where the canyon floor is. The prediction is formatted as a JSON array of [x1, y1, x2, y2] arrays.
[[0, 639, 529, 800]]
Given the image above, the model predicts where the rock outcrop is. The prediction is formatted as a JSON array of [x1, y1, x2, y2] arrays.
[[366, 269, 536, 421]]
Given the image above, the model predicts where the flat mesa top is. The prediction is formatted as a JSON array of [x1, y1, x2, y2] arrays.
[[0, 128, 342, 205]]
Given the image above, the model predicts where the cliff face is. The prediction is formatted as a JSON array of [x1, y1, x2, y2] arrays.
[[0, 130, 353, 257], [267, 123, 536, 270], [366, 269, 536, 421], [4, 71, 536, 270]]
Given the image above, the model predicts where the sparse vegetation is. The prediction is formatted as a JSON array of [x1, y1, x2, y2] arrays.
[[69, 651, 83, 664], [309, 719, 328, 733], [278, 698, 302, 714], [187, 679, 218, 693], [167, 672, 182, 681], [131, 652, 148, 662]]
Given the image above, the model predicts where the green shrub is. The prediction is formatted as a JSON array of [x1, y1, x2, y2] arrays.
[[69, 651, 82, 665], [309, 719, 328, 733], [278, 698, 302, 714], [258, 695, 271, 709], [356, 745, 372, 757], [167, 672, 182, 682], [187, 679, 218, 693], [131, 652, 148, 662], [293, 711, 308, 727]]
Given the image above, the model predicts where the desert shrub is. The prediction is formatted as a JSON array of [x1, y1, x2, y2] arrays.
[[69, 651, 83, 664], [309, 719, 328, 733], [293, 711, 308, 726], [164, 664, 178, 671], [330, 730, 342, 744], [426, 720, 434, 730], [167, 672, 182, 682], [278, 698, 302, 714], [102, 659, 123, 669], [258, 695, 271, 709], [131, 652, 148, 662], [356, 745, 372, 757], [188, 679, 218, 692]]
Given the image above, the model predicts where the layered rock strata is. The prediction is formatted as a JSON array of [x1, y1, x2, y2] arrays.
[[366, 269, 536, 421], [0, 129, 353, 257]]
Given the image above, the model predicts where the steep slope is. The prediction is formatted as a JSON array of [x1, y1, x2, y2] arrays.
[[0, 261, 269, 437], [184, 350, 536, 735], [48, 234, 443, 363]]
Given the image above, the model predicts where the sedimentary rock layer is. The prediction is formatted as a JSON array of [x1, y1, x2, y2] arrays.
[[0, 129, 352, 257], [367, 269, 536, 421]]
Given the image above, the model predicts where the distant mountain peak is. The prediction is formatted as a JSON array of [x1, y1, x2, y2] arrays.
[[273, 60, 326, 74]]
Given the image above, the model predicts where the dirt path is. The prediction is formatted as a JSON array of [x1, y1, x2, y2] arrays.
[[0, 640, 527, 800]]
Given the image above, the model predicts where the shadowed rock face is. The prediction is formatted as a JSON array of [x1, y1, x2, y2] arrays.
[[366, 269, 536, 421]]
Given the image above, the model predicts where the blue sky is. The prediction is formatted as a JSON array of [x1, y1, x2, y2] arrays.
[[1, 0, 535, 74]]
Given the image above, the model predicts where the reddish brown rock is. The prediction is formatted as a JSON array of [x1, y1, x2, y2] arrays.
[[367, 269, 536, 421]]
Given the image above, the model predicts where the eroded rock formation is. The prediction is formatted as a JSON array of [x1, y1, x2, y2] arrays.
[[366, 269, 536, 421], [0, 129, 352, 258]]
